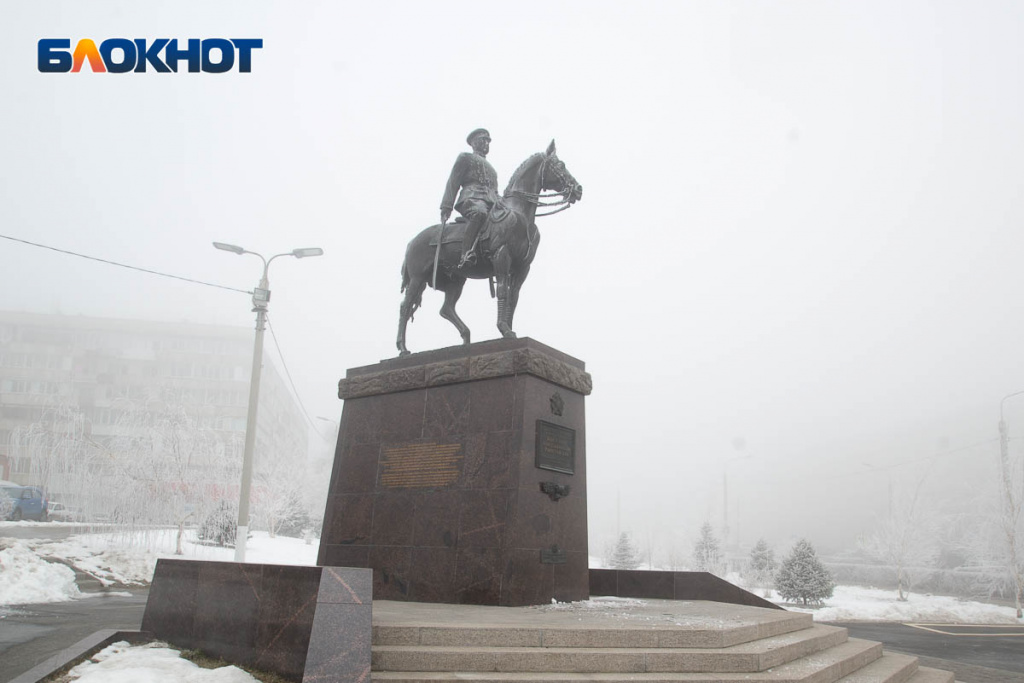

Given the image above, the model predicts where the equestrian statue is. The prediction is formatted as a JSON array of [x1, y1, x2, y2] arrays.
[[397, 132, 582, 356]]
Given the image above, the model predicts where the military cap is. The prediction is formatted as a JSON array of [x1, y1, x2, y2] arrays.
[[466, 128, 491, 145]]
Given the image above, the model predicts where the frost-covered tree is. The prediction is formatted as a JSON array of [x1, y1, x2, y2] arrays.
[[743, 538, 777, 597], [955, 488, 1024, 616], [996, 419, 1024, 618], [858, 480, 935, 601], [105, 392, 240, 554], [692, 522, 723, 574], [9, 399, 103, 519], [198, 500, 239, 547], [253, 446, 310, 538], [609, 532, 641, 569], [776, 539, 835, 606]]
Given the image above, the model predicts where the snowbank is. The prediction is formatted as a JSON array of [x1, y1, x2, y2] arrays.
[[784, 584, 1022, 624], [0, 542, 80, 604]]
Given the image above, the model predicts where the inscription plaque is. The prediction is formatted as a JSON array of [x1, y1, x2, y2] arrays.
[[380, 441, 462, 488], [541, 545, 567, 564], [535, 420, 576, 475]]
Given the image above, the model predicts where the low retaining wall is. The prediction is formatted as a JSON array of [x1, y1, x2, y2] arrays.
[[8, 629, 151, 683], [142, 559, 372, 682], [589, 569, 783, 610]]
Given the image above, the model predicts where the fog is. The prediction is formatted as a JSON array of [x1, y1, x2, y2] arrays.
[[2, 1, 1023, 558]]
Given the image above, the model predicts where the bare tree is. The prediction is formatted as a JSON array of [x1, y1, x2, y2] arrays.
[[9, 398, 103, 519], [105, 391, 240, 554], [858, 477, 936, 601], [253, 447, 308, 538]]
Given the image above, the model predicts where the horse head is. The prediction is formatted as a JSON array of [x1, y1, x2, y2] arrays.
[[540, 140, 583, 205]]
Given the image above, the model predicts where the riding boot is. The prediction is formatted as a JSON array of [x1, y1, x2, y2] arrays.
[[459, 213, 486, 268]]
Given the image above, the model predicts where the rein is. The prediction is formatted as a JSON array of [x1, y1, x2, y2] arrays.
[[507, 155, 578, 217]]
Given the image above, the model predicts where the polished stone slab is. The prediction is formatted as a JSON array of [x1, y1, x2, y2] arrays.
[[141, 559, 371, 683], [589, 568, 782, 611]]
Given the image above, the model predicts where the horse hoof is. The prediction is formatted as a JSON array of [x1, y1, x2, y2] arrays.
[[398, 350, 410, 357], [503, 331, 517, 339]]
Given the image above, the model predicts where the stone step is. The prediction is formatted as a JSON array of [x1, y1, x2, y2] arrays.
[[374, 625, 847, 674], [372, 638, 882, 682], [905, 668, 955, 683], [834, 652, 918, 683], [372, 600, 813, 650]]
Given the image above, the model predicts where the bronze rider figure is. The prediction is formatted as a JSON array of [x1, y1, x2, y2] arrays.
[[440, 128, 498, 269]]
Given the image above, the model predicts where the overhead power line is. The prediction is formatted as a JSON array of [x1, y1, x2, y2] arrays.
[[2, 233, 331, 448], [820, 437, 999, 483], [0, 232, 251, 295], [266, 312, 333, 443]]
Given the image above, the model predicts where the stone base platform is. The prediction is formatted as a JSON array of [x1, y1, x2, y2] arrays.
[[370, 598, 954, 683]]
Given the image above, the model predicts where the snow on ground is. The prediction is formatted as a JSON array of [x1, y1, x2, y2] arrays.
[[1, 526, 1020, 625], [0, 527, 319, 605], [3, 532, 1022, 682], [0, 542, 80, 605], [784, 584, 1022, 624], [66, 641, 258, 683]]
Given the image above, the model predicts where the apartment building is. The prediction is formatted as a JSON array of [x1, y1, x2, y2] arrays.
[[0, 311, 308, 503]]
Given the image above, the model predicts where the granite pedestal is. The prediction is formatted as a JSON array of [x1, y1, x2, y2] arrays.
[[318, 337, 592, 607]]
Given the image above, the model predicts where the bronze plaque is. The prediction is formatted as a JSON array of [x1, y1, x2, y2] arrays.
[[535, 420, 575, 474], [541, 545, 567, 564], [380, 441, 462, 488]]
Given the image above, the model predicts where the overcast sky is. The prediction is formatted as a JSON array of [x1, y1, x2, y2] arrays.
[[3, 1, 1023, 555]]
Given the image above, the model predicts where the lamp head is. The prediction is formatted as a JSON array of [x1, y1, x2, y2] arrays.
[[213, 242, 245, 255], [292, 247, 324, 259]]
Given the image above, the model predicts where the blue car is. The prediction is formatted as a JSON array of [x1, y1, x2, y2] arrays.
[[1, 485, 48, 521]]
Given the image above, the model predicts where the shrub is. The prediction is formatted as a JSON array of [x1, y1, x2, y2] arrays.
[[776, 539, 835, 606]]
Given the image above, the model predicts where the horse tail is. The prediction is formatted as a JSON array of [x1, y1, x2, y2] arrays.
[[400, 258, 410, 293]]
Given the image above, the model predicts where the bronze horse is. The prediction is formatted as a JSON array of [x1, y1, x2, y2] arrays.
[[397, 141, 582, 356]]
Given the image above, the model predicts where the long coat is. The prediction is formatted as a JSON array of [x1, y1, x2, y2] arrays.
[[440, 152, 499, 216]]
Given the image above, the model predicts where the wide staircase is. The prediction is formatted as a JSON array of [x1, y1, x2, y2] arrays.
[[370, 599, 954, 683]]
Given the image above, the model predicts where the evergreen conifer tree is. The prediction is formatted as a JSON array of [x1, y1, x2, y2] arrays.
[[775, 538, 835, 606], [692, 522, 723, 574], [609, 532, 641, 569], [744, 538, 777, 597]]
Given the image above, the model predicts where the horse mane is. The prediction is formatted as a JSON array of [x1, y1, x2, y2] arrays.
[[503, 152, 546, 197]]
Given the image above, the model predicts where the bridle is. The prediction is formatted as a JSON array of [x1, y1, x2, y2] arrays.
[[508, 154, 579, 217]]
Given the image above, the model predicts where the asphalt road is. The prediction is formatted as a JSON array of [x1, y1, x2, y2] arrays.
[[0, 589, 148, 683], [832, 621, 1024, 683], [0, 523, 100, 541]]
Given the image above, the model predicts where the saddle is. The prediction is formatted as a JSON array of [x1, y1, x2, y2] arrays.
[[429, 201, 514, 250]]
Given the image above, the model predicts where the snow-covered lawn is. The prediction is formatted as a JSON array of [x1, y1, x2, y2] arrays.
[[1, 524, 1019, 625], [0, 523, 318, 603], [783, 584, 1021, 624]]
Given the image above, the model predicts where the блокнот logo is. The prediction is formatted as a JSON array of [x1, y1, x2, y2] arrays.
[[38, 38, 263, 73]]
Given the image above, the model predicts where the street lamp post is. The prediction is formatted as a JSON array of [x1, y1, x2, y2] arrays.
[[213, 242, 323, 562], [723, 453, 751, 546], [999, 390, 1024, 495]]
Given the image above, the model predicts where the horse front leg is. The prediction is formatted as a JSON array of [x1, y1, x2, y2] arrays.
[[508, 264, 530, 330], [492, 247, 516, 338]]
